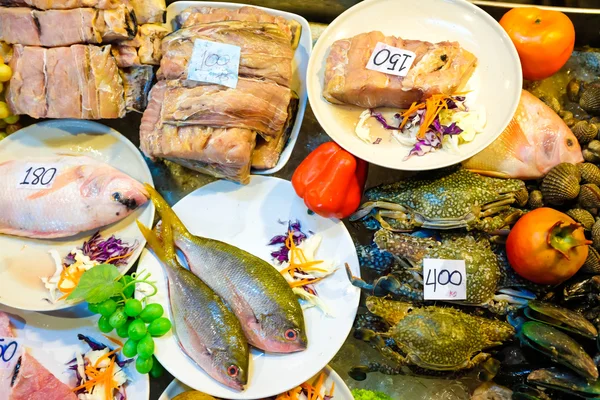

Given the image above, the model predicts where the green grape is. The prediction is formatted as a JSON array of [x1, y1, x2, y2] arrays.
[[139, 303, 163, 323], [149, 356, 164, 378], [116, 319, 132, 338], [122, 338, 138, 358], [109, 307, 128, 329], [98, 316, 113, 333], [98, 299, 118, 318], [125, 299, 143, 317], [87, 302, 100, 314], [148, 318, 172, 337], [136, 356, 153, 374], [137, 334, 155, 359], [128, 319, 147, 341], [121, 275, 135, 298]]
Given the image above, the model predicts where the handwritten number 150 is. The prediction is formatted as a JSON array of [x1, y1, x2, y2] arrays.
[[372, 49, 414, 73], [0, 339, 19, 362]]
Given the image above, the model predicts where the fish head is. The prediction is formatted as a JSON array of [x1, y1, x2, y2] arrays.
[[104, 174, 149, 211], [557, 130, 584, 165], [256, 312, 308, 353], [211, 348, 248, 391]]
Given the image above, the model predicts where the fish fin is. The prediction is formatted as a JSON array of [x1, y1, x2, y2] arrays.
[[143, 183, 192, 238], [137, 219, 167, 262], [463, 168, 511, 179]]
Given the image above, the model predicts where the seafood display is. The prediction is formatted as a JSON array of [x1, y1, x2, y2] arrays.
[[0, 155, 148, 238], [113, 23, 170, 67]]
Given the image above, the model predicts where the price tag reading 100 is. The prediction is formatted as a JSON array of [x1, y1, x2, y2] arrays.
[[422, 259, 467, 300]]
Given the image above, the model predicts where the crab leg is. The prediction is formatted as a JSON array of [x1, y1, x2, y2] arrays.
[[348, 363, 404, 380], [350, 201, 408, 221]]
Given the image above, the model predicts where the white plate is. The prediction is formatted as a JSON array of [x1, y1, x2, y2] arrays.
[[159, 365, 353, 400], [0, 120, 155, 311], [136, 176, 360, 399], [166, 1, 312, 175], [0, 303, 149, 399], [307, 0, 522, 171]]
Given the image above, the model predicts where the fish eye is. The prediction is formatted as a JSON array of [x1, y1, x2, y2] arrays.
[[284, 329, 297, 341], [227, 365, 239, 377], [567, 138, 574, 147]]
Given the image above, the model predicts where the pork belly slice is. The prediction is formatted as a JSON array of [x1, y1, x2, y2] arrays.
[[159, 78, 291, 140], [45, 46, 83, 118], [0, 6, 135, 47], [6, 45, 47, 118], [130, 0, 165, 24], [0, 0, 122, 9], [120, 65, 154, 113], [158, 21, 293, 87], [89, 45, 126, 119], [323, 31, 477, 109], [140, 81, 256, 183], [113, 23, 170, 67], [176, 6, 302, 49]]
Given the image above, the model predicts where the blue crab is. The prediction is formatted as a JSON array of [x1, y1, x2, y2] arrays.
[[348, 230, 536, 314], [350, 169, 528, 232], [350, 297, 514, 379]]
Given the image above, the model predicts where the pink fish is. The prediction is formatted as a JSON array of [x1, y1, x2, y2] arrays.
[[463, 89, 583, 179], [0, 155, 148, 239]]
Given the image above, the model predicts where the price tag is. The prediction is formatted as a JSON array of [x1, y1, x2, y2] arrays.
[[366, 42, 416, 77], [0, 337, 22, 370], [423, 259, 467, 300], [187, 39, 241, 89], [16, 163, 61, 190]]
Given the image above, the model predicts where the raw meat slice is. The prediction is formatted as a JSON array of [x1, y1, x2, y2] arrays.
[[89, 45, 125, 119], [0, 6, 135, 46], [140, 81, 256, 183], [323, 31, 477, 108], [158, 21, 293, 87], [176, 5, 302, 49], [160, 78, 291, 140], [120, 65, 154, 113], [130, 0, 165, 24], [113, 23, 170, 67], [0, 0, 123, 9], [45, 46, 82, 118], [112, 45, 140, 67], [6, 45, 47, 118], [73, 44, 100, 119]]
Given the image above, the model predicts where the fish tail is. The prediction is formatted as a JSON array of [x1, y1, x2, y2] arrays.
[[143, 183, 191, 237], [136, 219, 179, 270]]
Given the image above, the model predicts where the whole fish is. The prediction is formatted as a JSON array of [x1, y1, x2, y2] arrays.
[[137, 219, 249, 391], [463, 89, 583, 179], [145, 184, 307, 353], [0, 155, 148, 239]]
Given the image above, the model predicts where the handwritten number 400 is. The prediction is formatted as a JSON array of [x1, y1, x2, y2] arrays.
[[425, 269, 463, 293], [0, 339, 19, 362]]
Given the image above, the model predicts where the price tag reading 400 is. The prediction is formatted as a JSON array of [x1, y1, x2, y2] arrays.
[[366, 42, 417, 77], [187, 39, 241, 89], [423, 259, 467, 300], [0, 337, 22, 370], [16, 163, 61, 190]]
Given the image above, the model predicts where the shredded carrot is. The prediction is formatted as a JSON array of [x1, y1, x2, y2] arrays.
[[72, 346, 123, 400], [280, 231, 329, 289], [94, 348, 120, 368], [328, 381, 335, 397], [290, 276, 326, 288], [105, 252, 133, 265], [102, 335, 123, 347]]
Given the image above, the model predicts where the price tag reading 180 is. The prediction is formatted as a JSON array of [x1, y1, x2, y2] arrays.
[[423, 259, 467, 300], [366, 42, 417, 77], [0, 338, 22, 370], [16, 163, 61, 190]]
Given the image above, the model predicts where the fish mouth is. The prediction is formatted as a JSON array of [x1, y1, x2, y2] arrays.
[[254, 338, 307, 353], [112, 189, 149, 210]]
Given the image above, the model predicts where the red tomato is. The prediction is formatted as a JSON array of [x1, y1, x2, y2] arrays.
[[506, 208, 590, 285], [500, 7, 575, 81]]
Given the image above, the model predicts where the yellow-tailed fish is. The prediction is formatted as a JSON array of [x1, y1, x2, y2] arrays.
[[145, 184, 307, 354], [137, 218, 249, 390]]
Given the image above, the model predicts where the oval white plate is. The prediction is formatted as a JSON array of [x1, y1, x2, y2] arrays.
[[159, 365, 353, 400], [0, 303, 149, 399], [136, 175, 360, 399], [0, 120, 155, 311], [307, 0, 522, 171], [165, 1, 312, 175]]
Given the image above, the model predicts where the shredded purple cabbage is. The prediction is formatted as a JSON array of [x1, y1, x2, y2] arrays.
[[369, 110, 400, 130], [65, 231, 138, 266], [77, 334, 107, 351], [269, 220, 308, 263]]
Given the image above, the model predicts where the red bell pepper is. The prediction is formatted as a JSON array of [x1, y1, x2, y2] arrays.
[[291, 142, 368, 219]]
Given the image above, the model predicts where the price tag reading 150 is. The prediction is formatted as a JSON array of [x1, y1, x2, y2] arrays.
[[0, 337, 22, 370], [366, 42, 417, 77], [423, 259, 467, 300]]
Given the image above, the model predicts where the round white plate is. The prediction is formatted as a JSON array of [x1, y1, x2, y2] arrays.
[[0, 303, 149, 399], [136, 175, 361, 399], [159, 365, 353, 400], [307, 0, 522, 171], [0, 119, 155, 311]]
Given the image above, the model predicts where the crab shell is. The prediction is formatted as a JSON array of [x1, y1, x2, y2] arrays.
[[351, 169, 528, 232], [367, 297, 514, 371]]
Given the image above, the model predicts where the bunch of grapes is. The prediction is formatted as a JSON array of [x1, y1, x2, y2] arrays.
[[88, 276, 171, 377], [0, 57, 22, 140]]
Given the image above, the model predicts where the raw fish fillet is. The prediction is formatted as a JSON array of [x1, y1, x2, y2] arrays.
[[113, 23, 170, 67], [463, 90, 583, 179], [158, 21, 293, 87], [120, 65, 154, 113], [0, 6, 135, 46], [0, 312, 77, 400], [0, 155, 148, 239], [129, 0, 165, 24], [140, 81, 256, 184], [0, 0, 122, 9], [323, 31, 477, 108], [176, 5, 302, 49]]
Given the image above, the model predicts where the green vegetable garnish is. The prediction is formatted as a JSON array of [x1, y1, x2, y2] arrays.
[[351, 389, 394, 400]]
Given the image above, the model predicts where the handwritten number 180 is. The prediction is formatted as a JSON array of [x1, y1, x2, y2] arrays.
[[20, 167, 57, 186]]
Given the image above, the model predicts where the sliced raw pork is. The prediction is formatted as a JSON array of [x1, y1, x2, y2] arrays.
[[113, 23, 170, 67], [129, 0, 165, 24], [0, 0, 123, 9]]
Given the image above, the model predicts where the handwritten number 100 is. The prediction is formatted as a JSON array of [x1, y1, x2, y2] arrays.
[[373, 49, 413, 73], [425, 269, 463, 292], [20, 167, 57, 186], [0, 340, 18, 362]]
